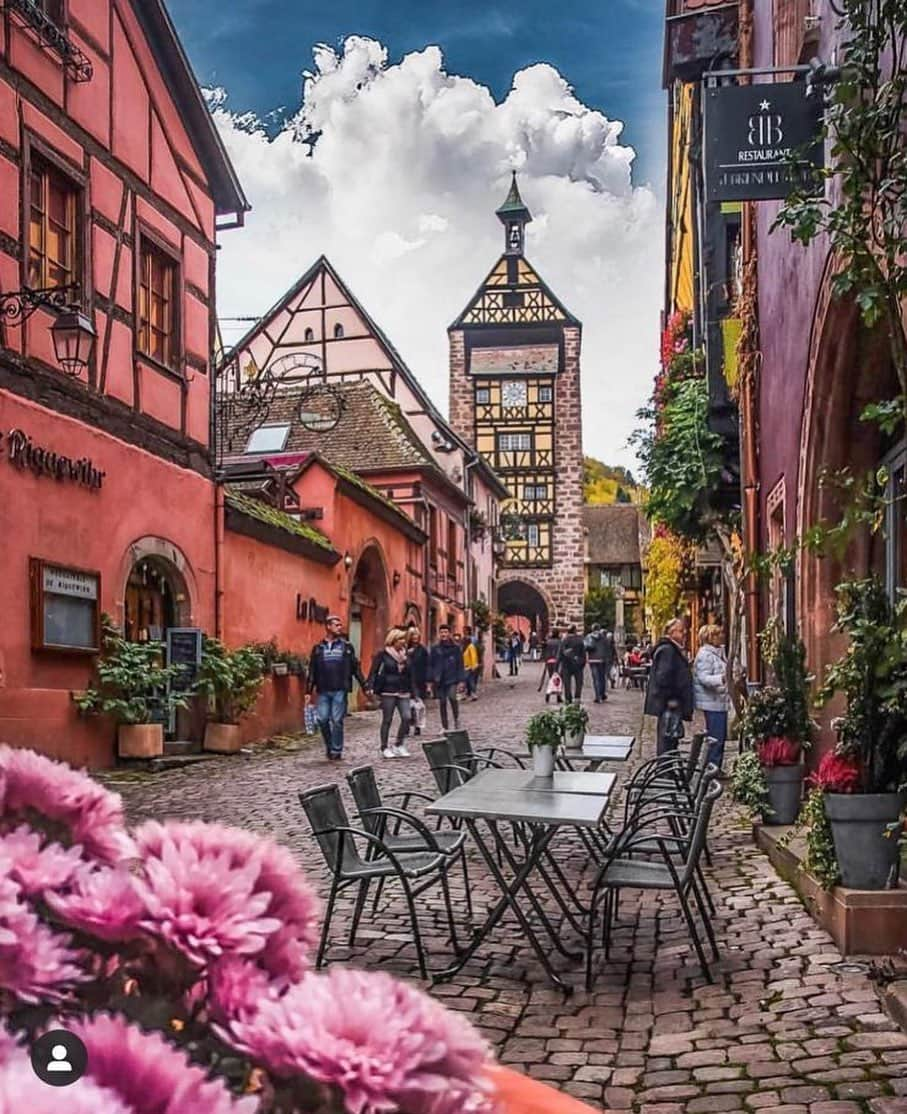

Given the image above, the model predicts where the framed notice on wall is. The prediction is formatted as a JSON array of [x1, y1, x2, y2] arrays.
[[30, 558, 101, 654]]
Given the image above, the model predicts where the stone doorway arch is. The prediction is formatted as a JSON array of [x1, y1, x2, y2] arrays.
[[797, 278, 899, 693], [498, 578, 553, 639], [118, 537, 196, 642], [348, 541, 390, 702]]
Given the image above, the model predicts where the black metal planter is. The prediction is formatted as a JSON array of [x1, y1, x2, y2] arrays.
[[763, 764, 804, 826], [825, 792, 907, 891]]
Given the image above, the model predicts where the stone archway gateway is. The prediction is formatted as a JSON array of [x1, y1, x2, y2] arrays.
[[498, 578, 553, 639], [348, 541, 390, 703], [119, 537, 195, 643]]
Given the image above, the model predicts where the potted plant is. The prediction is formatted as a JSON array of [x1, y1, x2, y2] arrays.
[[815, 578, 907, 890], [74, 620, 189, 758], [526, 709, 563, 778], [737, 625, 814, 825], [195, 638, 267, 754], [560, 702, 589, 749]]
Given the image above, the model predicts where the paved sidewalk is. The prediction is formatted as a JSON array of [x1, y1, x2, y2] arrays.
[[108, 671, 907, 1113]]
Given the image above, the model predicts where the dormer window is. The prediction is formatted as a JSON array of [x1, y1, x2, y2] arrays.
[[245, 424, 291, 454]]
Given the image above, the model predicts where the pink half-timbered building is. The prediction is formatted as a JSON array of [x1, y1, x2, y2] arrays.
[[223, 257, 508, 654], [0, 0, 247, 766]]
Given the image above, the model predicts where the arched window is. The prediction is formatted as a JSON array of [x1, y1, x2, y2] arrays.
[[304, 327, 314, 342], [333, 323, 344, 339]]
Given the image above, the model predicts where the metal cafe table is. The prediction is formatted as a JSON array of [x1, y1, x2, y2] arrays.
[[512, 735, 636, 771], [426, 769, 614, 992]]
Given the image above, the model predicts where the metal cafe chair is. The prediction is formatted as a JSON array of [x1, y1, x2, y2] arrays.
[[585, 779, 724, 989], [299, 784, 465, 980], [346, 764, 474, 925], [445, 728, 527, 771]]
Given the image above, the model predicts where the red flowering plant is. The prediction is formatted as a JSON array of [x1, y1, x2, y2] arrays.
[[0, 744, 500, 1114], [809, 751, 862, 794]]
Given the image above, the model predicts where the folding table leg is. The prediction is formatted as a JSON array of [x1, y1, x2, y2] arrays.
[[435, 818, 575, 993]]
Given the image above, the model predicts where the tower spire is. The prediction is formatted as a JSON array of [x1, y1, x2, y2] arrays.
[[496, 171, 532, 256]]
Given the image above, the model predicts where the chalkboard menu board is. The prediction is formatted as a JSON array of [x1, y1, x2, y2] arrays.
[[166, 628, 203, 692], [30, 559, 101, 654]]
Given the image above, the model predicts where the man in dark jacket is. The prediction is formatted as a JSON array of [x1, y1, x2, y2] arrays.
[[558, 625, 588, 704], [644, 617, 694, 755], [307, 615, 369, 760], [430, 624, 466, 730], [585, 624, 615, 704]]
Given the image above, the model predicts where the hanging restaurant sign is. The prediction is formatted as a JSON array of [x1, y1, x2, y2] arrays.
[[2, 428, 105, 489], [704, 82, 824, 202]]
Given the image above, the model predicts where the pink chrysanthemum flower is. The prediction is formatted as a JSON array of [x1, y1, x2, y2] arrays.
[[133, 822, 282, 967], [208, 956, 283, 1024], [0, 877, 87, 1004], [0, 1046, 131, 1114], [69, 1013, 259, 1114], [45, 863, 145, 942], [134, 821, 318, 977], [224, 968, 495, 1114], [0, 745, 135, 864], [0, 825, 84, 896]]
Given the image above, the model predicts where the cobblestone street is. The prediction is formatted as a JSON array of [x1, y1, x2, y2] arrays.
[[108, 672, 907, 1114]]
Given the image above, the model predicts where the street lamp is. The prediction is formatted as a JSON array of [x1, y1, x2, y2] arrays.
[[51, 309, 97, 376], [0, 284, 95, 377]]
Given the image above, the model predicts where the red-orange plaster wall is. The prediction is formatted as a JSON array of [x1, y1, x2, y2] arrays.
[[0, 393, 215, 769]]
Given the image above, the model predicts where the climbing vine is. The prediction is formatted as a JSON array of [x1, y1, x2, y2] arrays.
[[644, 529, 690, 636]]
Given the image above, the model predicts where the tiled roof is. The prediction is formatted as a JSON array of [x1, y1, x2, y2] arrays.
[[681, 0, 735, 9], [583, 505, 649, 566], [226, 381, 434, 473], [224, 490, 334, 550]]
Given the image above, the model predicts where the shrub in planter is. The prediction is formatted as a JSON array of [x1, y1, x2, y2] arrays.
[[738, 628, 814, 825], [0, 745, 499, 1113], [559, 702, 589, 748], [196, 639, 266, 753], [816, 578, 907, 890], [527, 709, 563, 777], [73, 620, 189, 759]]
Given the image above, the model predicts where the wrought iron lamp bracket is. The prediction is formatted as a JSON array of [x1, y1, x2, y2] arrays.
[[0, 283, 80, 326]]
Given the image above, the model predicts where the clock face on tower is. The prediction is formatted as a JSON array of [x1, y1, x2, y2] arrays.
[[502, 380, 527, 408]]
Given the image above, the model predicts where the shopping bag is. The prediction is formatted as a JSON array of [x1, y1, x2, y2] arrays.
[[303, 697, 318, 736], [411, 697, 426, 731], [545, 672, 563, 698]]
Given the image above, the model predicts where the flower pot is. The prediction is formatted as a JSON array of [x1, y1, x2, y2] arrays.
[[488, 1065, 601, 1114], [118, 723, 163, 759], [563, 728, 585, 750], [532, 744, 556, 778], [824, 791, 907, 890], [762, 764, 804, 826], [204, 722, 243, 754]]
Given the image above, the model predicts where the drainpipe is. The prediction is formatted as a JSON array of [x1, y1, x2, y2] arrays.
[[738, 0, 762, 685], [215, 482, 225, 640]]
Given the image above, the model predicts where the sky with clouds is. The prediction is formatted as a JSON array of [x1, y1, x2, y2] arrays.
[[168, 0, 666, 471]]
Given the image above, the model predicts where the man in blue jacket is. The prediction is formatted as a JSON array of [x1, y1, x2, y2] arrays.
[[307, 615, 369, 760], [429, 624, 466, 730]]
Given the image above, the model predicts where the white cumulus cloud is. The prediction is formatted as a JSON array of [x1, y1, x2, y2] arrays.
[[211, 36, 662, 471]]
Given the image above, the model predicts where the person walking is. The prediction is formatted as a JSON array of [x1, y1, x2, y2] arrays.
[[463, 634, 480, 701], [541, 628, 563, 703], [507, 631, 522, 676], [558, 625, 587, 704], [307, 615, 369, 761], [644, 617, 694, 755], [528, 630, 539, 661], [406, 626, 429, 736], [693, 623, 730, 770], [368, 628, 413, 759], [430, 624, 466, 730], [585, 623, 611, 704]]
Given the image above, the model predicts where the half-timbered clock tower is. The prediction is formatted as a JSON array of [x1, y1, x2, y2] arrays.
[[448, 175, 585, 630]]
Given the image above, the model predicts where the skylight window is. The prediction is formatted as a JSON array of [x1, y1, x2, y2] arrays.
[[245, 424, 290, 454]]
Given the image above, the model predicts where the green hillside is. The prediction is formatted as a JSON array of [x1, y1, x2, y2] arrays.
[[583, 457, 640, 505]]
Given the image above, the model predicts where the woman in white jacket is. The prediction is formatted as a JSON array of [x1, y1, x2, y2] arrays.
[[693, 624, 729, 769]]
